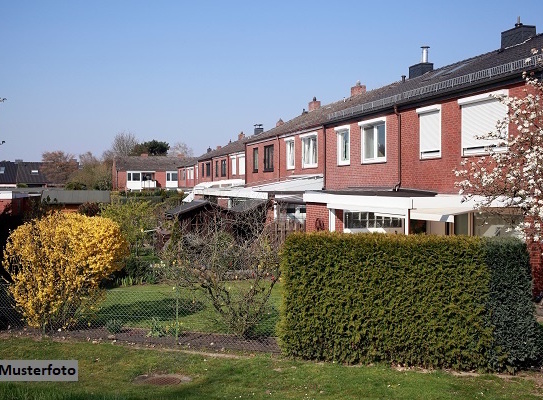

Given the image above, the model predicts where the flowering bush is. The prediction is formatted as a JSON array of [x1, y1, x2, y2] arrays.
[[455, 49, 543, 241], [2, 213, 128, 330]]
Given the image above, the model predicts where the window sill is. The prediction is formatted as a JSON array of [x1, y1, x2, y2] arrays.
[[337, 161, 350, 166], [361, 158, 386, 165], [302, 164, 318, 169], [263, 169, 274, 173]]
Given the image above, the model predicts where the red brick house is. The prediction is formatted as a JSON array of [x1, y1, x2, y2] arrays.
[[177, 157, 198, 191], [296, 22, 543, 293], [112, 155, 183, 191]]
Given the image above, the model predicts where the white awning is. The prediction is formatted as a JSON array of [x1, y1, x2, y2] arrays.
[[410, 207, 473, 223]]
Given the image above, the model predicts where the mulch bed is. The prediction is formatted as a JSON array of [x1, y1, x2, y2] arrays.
[[2, 326, 281, 354]]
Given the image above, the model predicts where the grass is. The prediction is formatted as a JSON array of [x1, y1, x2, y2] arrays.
[[0, 338, 542, 399], [93, 281, 282, 336]]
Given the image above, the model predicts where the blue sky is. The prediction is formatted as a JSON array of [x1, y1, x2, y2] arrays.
[[1, 1, 542, 162]]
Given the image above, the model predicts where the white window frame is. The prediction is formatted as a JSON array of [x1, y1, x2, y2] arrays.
[[238, 155, 245, 175], [359, 117, 386, 164], [335, 125, 350, 165], [166, 171, 178, 182], [285, 138, 295, 170], [417, 105, 442, 159], [343, 210, 403, 233], [187, 167, 194, 180], [458, 90, 509, 156], [231, 156, 237, 176], [300, 132, 318, 168]]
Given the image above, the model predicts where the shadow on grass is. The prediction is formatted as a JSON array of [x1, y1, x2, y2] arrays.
[[93, 297, 206, 326]]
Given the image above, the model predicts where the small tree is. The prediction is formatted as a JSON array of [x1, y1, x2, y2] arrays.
[[100, 199, 157, 256], [68, 152, 112, 190], [454, 52, 543, 294], [455, 56, 543, 241], [102, 131, 139, 161], [132, 140, 170, 156], [161, 203, 280, 337], [2, 213, 128, 329], [41, 150, 79, 185]]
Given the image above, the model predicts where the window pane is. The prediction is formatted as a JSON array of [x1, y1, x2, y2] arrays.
[[310, 137, 317, 164], [133, 172, 140, 181], [454, 214, 469, 235], [364, 127, 374, 159], [342, 131, 349, 161], [377, 124, 386, 158]]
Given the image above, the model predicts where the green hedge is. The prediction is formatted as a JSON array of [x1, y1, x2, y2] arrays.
[[277, 233, 543, 371]]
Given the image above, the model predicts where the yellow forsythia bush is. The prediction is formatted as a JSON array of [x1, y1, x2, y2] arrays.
[[2, 213, 129, 329]]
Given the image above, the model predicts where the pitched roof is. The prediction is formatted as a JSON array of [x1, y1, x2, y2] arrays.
[[247, 32, 543, 143], [197, 136, 248, 162], [15, 162, 49, 185], [0, 161, 18, 185], [114, 156, 185, 171]]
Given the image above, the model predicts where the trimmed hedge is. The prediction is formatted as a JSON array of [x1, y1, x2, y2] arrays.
[[277, 233, 543, 371]]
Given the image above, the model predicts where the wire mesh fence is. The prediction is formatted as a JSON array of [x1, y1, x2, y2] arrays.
[[0, 282, 281, 353]]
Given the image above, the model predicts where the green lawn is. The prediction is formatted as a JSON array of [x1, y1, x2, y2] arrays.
[[93, 282, 282, 336], [0, 338, 541, 399]]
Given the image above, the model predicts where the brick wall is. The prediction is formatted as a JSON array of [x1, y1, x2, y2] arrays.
[[154, 171, 166, 188], [306, 203, 329, 233], [246, 129, 325, 187], [325, 115, 399, 190], [324, 83, 526, 193], [245, 138, 280, 186], [198, 161, 213, 183], [528, 240, 543, 297]]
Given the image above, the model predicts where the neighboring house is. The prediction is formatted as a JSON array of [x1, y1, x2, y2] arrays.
[[0, 161, 17, 188], [177, 157, 198, 191], [15, 161, 49, 187], [112, 155, 183, 191], [245, 99, 326, 188], [191, 133, 248, 207], [0, 160, 52, 188]]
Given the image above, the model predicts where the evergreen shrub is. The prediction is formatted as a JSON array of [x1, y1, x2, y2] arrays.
[[277, 233, 542, 371]]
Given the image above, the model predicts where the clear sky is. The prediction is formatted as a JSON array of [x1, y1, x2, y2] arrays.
[[1, 1, 542, 162]]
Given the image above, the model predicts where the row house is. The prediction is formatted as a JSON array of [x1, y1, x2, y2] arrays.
[[167, 21, 543, 291], [112, 155, 182, 191], [298, 22, 543, 293], [180, 133, 248, 205]]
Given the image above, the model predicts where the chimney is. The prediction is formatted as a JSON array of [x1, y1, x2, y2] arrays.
[[350, 81, 367, 96], [216, 145, 222, 150], [408, 46, 434, 79], [501, 17, 536, 49], [308, 97, 321, 111], [276, 118, 284, 127], [254, 124, 264, 135], [140, 153, 148, 157], [238, 131, 245, 141]]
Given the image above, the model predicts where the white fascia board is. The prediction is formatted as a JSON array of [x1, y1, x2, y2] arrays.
[[0, 192, 14, 200], [303, 192, 413, 213], [198, 187, 268, 199]]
